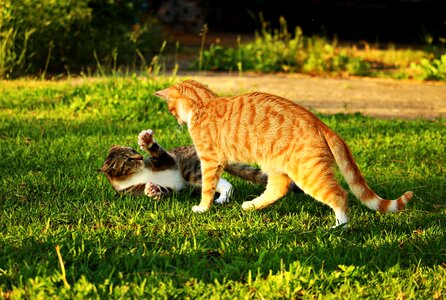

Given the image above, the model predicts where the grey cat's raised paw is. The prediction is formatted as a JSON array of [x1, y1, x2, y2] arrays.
[[144, 182, 163, 200], [138, 129, 155, 150]]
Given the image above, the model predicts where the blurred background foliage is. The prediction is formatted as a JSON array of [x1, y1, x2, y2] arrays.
[[0, 0, 445, 80], [0, 0, 161, 78]]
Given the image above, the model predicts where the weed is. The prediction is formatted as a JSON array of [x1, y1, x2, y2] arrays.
[[194, 18, 373, 76], [198, 24, 209, 72], [410, 54, 446, 81], [193, 18, 446, 81]]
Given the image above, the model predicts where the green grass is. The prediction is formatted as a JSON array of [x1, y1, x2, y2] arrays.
[[1, 77, 445, 299]]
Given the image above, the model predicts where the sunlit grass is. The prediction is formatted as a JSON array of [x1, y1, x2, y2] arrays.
[[353, 44, 429, 67], [1, 77, 445, 298]]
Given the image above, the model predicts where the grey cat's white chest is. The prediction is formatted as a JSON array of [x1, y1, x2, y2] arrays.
[[115, 168, 185, 191]]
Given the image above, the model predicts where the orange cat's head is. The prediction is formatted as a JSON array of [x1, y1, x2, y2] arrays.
[[155, 80, 217, 124]]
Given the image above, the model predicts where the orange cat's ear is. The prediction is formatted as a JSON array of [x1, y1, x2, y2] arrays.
[[154, 88, 169, 99]]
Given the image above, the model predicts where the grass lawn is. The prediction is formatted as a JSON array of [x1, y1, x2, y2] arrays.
[[1, 76, 445, 299]]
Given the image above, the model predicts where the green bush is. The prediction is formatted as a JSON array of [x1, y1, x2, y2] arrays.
[[0, 0, 161, 78], [195, 17, 371, 76], [411, 54, 446, 81]]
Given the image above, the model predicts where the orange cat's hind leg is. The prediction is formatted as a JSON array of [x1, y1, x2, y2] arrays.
[[289, 168, 349, 228], [242, 173, 291, 211]]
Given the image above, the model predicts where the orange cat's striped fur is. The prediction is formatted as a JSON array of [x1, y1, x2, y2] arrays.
[[155, 80, 413, 227]]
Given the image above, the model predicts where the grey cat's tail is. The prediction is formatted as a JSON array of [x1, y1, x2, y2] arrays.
[[224, 164, 268, 185], [225, 164, 302, 193]]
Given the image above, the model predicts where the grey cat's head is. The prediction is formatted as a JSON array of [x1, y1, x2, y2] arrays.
[[100, 146, 144, 182]]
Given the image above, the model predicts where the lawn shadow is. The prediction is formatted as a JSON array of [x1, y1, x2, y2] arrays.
[[2, 190, 443, 290]]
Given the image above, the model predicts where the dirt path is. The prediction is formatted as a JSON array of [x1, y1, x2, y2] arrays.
[[182, 72, 446, 119]]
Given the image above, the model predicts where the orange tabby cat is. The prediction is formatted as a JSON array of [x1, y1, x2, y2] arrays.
[[155, 80, 413, 227]]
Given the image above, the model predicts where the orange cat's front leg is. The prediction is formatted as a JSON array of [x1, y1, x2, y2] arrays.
[[192, 159, 224, 213]]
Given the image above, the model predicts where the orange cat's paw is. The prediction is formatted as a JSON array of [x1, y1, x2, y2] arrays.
[[242, 201, 256, 211], [138, 129, 154, 150], [192, 205, 209, 213]]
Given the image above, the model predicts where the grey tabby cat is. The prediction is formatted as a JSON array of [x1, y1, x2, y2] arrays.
[[101, 129, 301, 202]]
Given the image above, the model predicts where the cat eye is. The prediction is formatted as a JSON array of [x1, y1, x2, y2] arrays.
[[127, 154, 143, 161]]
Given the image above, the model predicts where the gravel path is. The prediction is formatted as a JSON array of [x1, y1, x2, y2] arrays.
[[182, 72, 446, 119]]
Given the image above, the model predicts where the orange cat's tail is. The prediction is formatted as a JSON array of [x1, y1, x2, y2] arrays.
[[322, 125, 413, 213]]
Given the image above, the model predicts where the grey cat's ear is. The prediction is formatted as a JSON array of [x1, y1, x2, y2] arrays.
[[99, 161, 112, 173]]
